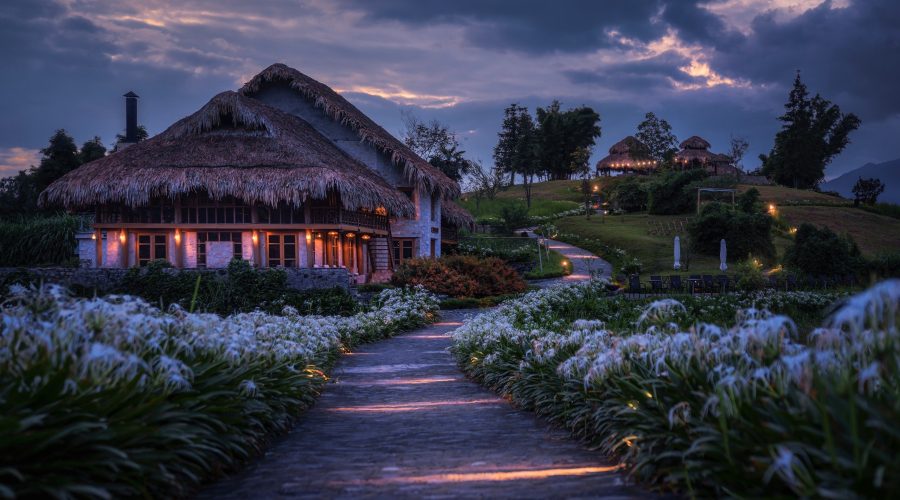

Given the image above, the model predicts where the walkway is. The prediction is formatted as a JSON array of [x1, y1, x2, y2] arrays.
[[524, 231, 613, 288], [199, 245, 635, 499]]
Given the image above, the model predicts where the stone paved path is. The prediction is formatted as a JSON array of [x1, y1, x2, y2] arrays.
[[198, 245, 638, 499], [199, 312, 642, 499], [523, 231, 613, 288]]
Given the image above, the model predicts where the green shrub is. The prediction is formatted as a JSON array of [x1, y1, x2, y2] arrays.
[[0, 214, 78, 266], [606, 176, 648, 212], [784, 223, 864, 276], [646, 169, 708, 214], [119, 259, 357, 316], [499, 204, 530, 234], [864, 252, 900, 279], [733, 259, 766, 290], [688, 201, 776, 264], [392, 255, 527, 298]]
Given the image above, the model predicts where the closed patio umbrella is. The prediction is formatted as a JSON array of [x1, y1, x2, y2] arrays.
[[719, 239, 727, 272], [674, 236, 681, 270]]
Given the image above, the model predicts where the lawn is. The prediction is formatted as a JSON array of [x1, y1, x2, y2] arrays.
[[737, 184, 849, 206], [458, 196, 580, 220], [779, 205, 900, 255]]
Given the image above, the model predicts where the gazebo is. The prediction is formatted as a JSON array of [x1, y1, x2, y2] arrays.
[[674, 136, 740, 176], [595, 136, 657, 176]]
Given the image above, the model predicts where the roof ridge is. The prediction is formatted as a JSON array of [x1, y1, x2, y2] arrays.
[[240, 63, 460, 199]]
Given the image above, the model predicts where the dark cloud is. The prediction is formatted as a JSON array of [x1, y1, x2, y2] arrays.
[[0, 0, 898, 180], [710, 0, 900, 121], [337, 0, 667, 53]]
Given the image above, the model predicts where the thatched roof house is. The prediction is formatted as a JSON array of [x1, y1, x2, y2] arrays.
[[40, 63, 472, 282], [240, 63, 459, 199], [41, 91, 414, 217], [595, 136, 657, 175], [674, 135, 739, 175]]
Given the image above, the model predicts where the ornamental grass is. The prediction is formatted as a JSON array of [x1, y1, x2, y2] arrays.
[[0, 284, 437, 498], [452, 280, 899, 497]]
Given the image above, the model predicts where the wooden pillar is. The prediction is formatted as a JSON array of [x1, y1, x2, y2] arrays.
[[355, 237, 364, 275], [337, 234, 344, 268], [305, 230, 314, 268], [94, 228, 102, 268], [120, 229, 128, 268]]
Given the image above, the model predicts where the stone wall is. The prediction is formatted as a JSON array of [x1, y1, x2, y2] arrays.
[[0, 266, 350, 293]]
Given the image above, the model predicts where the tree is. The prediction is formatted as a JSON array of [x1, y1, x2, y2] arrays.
[[33, 129, 79, 193], [401, 110, 456, 161], [761, 72, 861, 189], [494, 103, 528, 186], [728, 135, 749, 172], [401, 111, 472, 181], [1, 130, 105, 216], [78, 136, 107, 165], [535, 101, 601, 180], [852, 177, 885, 206], [513, 110, 541, 207], [464, 160, 503, 209], [115, 124, 149, 147], [428, 143, 472, 182], [635, 112, 678, 166]]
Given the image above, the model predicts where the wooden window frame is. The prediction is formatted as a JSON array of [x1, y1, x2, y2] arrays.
[[392, 238, 415, 264], [267, 233, 297, 268], [197, 231, 243, 268], [136, 233, 167, 267]]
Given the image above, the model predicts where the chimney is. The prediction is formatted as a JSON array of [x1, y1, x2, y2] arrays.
[[123, 91, 139, 143]]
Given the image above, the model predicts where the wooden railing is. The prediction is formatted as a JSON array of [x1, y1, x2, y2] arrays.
[[309, 208, 389, 231]]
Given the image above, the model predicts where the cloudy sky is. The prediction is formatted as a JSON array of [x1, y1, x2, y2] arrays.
[[1, 0, 898, 180]]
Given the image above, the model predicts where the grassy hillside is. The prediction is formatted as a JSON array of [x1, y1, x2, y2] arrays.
[[459, 180, 584, 219], [779, 206, 900, 255], [468, 178, 896, 276]]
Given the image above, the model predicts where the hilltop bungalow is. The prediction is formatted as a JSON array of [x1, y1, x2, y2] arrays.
[[41, 63, 472, 283], [674, 136, 740, 176], [595, 136, 657, 176]]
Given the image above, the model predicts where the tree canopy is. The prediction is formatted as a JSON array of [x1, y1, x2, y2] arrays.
[[0, 130, 107, 217], [636, 112, 678, 166], [761, 72, 860, 189], [401, 111, 472, 182]]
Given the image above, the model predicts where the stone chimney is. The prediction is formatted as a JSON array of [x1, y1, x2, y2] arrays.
[[121, 91, 140, 147]]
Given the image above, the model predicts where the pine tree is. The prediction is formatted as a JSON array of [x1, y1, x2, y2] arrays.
[[762, 72, 861, 189], [494, 103, 527, 186]]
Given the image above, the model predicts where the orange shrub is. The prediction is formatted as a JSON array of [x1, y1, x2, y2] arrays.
[[391, 256, 527, 298]]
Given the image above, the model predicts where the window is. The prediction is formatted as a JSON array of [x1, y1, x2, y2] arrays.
[[180, 196, 251, 224], [257, 202, 305, 224], [430, 238, 436, 257], [392, 238, 415, 264], [197, 232, 242, 268], [267, 234, 296, 267], [137, 234, 167, 266]]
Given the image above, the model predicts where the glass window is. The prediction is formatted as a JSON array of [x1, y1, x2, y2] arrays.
[[137, 234, 166, 266], [267, 234, 296, 267]]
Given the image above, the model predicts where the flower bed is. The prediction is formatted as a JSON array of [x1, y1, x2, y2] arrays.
[[451, 280, 900, 497], [0, 284, 437, 498]]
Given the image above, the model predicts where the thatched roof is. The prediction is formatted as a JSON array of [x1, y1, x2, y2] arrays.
[[40, 91, 415, 217], [680, 135, 711, 150], [675, 136, 731, 166], [240, 63, 460, 199], [441, 200, 475, 230], [596, 136, 656, 171]]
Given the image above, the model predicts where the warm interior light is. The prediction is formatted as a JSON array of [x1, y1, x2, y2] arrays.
[[91, 233, 97, 240], [305, 231, 312, 242], [251, 231, 259, 244], [119, 230, 126, 244], [328, 231, 339, 236], [361, 234, 371, 241], [315, 232, 323, 239], [174, 228, 181, 244], [345, 232, 355, 238]]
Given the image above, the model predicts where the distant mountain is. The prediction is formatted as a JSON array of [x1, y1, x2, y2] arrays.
[[822, 158, 900, 204]]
